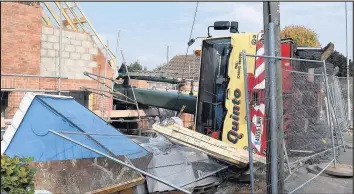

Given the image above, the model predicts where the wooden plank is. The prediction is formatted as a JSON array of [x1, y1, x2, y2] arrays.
[[54, 2, 78, 31], [166, 135, 247, 166], [42, 17, 48, 26], [64, 2, 88, 33], [168, 124, 248, 154], [42, 18, 47, 25], [152, 124, 266, 165], [41, 9, 53, 26], [63, 2, 88, 33], [43, 2, 60, 26], [63, 17, 87, 26], [153, 124, 249, 165], [119, 188, 133, 194], [90, 176, 145, 194]]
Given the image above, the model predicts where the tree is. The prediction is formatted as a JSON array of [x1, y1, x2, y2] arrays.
[[326, 51, 353, 77], [280, 25, 321, 47], [154, 62, 167, 71], [127, 60, 142, 72], [143, 66, 148, 71]]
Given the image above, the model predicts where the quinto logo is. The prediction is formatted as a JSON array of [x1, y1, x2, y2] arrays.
[[227, 88, 244, 144]]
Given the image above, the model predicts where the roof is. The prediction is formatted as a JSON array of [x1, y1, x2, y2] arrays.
[[1, 92, 149, 161], [159, 55, 201, 80]]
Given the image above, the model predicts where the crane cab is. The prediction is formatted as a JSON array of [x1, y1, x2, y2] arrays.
[[191, 21, 266, 158]]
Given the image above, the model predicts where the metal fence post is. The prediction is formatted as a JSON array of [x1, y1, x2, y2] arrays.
[[242, 50, 255, 194], [322, 61, 337, 167], [265, 22, 282, 194], [58, 2, 63, 96]]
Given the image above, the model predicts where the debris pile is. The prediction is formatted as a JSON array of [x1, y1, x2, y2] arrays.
[[1, 93, 250, 194]]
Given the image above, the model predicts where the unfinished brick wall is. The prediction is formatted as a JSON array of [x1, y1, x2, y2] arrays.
[[40, 26, 102, 79], [1, 2, 113, 118]]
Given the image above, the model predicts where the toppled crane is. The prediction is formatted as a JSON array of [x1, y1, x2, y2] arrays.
[[113, 21, 335, 166]]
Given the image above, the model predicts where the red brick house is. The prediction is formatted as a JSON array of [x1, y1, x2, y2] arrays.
[[1, 2, 114, 126]]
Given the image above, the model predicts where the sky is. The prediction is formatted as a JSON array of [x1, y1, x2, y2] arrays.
[[80, 2, 353, 70]]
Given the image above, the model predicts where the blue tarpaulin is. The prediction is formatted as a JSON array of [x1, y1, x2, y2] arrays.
[[2, 93, 148, 162]]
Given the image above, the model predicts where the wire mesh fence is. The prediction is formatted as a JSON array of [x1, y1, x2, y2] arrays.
[[242, 52, 346, 194], [326, 76, 348, 147], [337, 77, 353, 129]]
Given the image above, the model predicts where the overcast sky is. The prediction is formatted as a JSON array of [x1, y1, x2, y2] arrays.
[[80, 2, 353, 70]]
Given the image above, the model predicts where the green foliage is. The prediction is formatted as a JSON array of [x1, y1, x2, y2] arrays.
[[127, 60, 143, 72], [154, 62, 167, 71], [281, 25, 321, 47], [326, 51, 353, 77], [1, 155, 37, 194]]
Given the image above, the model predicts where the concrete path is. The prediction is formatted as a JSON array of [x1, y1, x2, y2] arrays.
[[285, 134, 353, 194]]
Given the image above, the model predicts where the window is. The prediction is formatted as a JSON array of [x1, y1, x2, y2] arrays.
[[1, 92, 9, 118]]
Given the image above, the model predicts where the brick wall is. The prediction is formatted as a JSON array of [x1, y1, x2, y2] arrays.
[[1, 2, 42, 75], [1, 2, 113, 118]]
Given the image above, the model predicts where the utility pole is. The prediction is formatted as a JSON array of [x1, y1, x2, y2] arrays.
[[345, 2, 351, 123], [263, 2, 284, 194]]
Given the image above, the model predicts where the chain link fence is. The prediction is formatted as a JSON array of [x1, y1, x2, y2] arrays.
[[337, 77, 353, 129], [242, 52, 346, 194]]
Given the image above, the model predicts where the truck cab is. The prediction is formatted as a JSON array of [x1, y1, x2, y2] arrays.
[[192, 21, 296, 158]]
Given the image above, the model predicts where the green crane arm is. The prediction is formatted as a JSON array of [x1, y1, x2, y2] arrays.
[[114, 86, 197, 114]]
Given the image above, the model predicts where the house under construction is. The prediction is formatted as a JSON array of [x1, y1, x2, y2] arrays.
[[0, 2, 120, 131], [1, 2, 201, 131]]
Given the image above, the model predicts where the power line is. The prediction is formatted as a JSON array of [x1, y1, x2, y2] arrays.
[[182, 2, 199, 80]]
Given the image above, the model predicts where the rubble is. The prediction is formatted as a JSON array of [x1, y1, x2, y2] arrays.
[[130, 134, 227, 193], [152, 119, 265, 166]]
